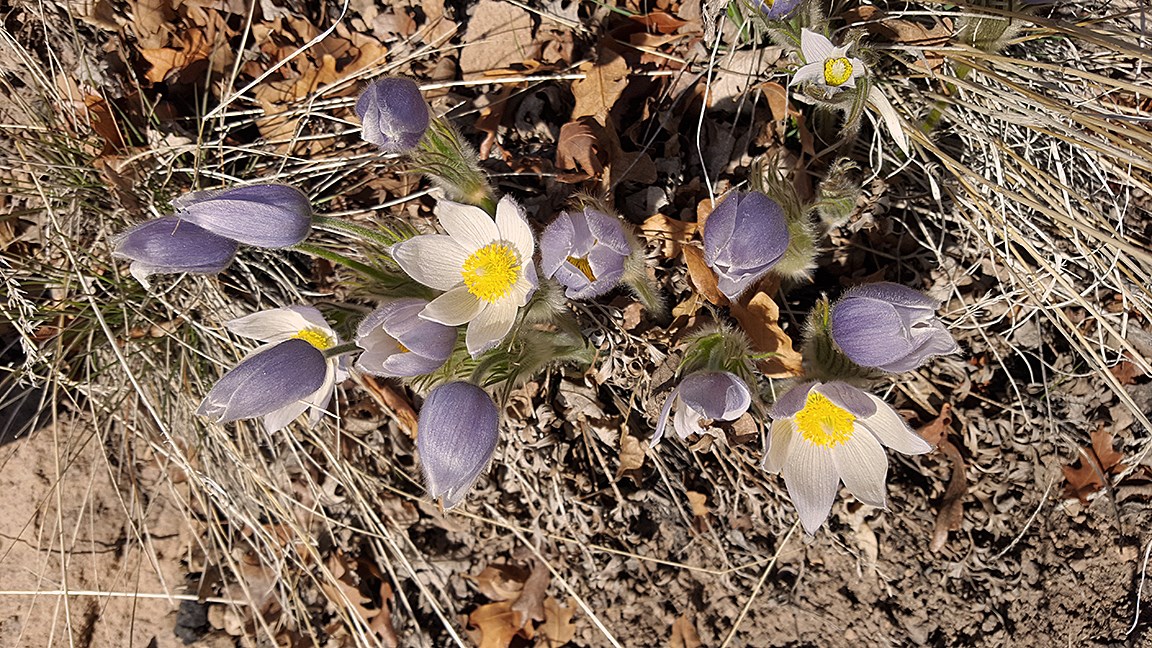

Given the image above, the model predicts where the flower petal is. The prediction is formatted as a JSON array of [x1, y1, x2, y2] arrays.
[[418, 382, 500, 508], [789, 62, 824, 87], [177, 184, 312, 248], [782, 439, 841, 535], [262, 401, 311, 433], [465, 298, 518, 357], [762, 418, 794, 474], [437, 199, 499, 254], [421, 285, 484, 326], [391, 235, 469, 290], [226, 307, 317, 343], [378, 351, 447, 377], [769, 381, 815, 419], [800, 29, 836, 63], [830, 429, 889, 507], [495, 196, 535, 259], [197, 339, 327, 424], [814, 381, 877, 418], [857, 394, 933, 455], [672, 398, 705, 439], [650, 389, 678, 447]]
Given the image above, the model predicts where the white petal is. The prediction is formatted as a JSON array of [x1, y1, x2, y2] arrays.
[[858, 394, 933, 455], [762, 418, 794, 474], [422, 286, 484, 326], [287, 306, 334, 335], [830, 429, 889, 508], [509, 261, 538, 306], [262, 401, 309, 433], [800, 29, 836, 63], [496, 196, 535, 258], [650, 391, 678, 447], [227, 308, 313, 342], [392, 235, 469, 291], [465, 298, 518, 357], [437, 199, 499, 254], [672, 400, 704, 439], [867, 85, 909, 155], [304, 367, 338, 427], [782, 439, 840, 535], [790, 62, 824, 88]]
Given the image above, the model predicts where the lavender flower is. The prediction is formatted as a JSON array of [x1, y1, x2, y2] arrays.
[[763, 381, 932, 535], [172, 184, 313, 248], [112, 216, 238, 287], [417, 382, 500, 508], [198, 306, 349, 433], [355, 299, 457, 377], [703, 191, 790, 299], [355, 77, 430, 153], [830, 282, 959, 372], [651, 371, 751, 447], [539, 207, 631, 299], [791, 29, 867, 97], [753, 0, 802, 20]]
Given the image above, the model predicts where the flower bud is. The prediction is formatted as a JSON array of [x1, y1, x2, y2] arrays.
[[753, 0, 802, 20], [355, 77, 430, 153], [172, 184, 312, 248], [539, 207, 631, 299], [417, 382, 500, 509], [197, 338, 328, 430], [112, 216, 238, 286], [651, 370, 751, 446], [703, 191, 790, 300], [355, 299, 457, 377], [830, 282, 959, 372]]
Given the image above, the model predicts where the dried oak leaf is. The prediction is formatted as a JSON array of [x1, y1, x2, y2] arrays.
[[467, 601, 525, 648], [468, 564, 528, 602], [728, 277, 803, 378], [921, 405, 966, 552], [459, 0, 538, 78], [617, 431, 647, 478], [682, 245, 724, 305], [640, 213, 697, 259], [511, 561, 550, 628], [670, 614, 703, 648], [539, 598, 577, 647], [571, 48, 630, 122], [1062, 426, 1125, 504], [555, 118, 605, 182], [628, 11, 688, 34]]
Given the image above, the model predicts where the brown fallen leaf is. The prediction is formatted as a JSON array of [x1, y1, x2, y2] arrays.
[[1063, 425, 1126, 504], [682, 246, 724, 305], [555, 118, 605, 182], [617, 431, 647, 478], [727, 277, 803, 378], [1109, 358, 1144, 386], [511, 561, 549, 628], [685, 491, 709, 518], [670, 613, 703, 648], [539, 597, 577, 647], [571, 48, 630, 122], [640, 214, 697, 258], [921, 405, 966, 552], [459, 0, 538, 78], [628, 11, 688, 34], [369, 582, 400, 647], [1091, 426, 1125, 473], [468, 564, 529, 602], [359, 375, 418, 438], [467, 601, 523, 648]]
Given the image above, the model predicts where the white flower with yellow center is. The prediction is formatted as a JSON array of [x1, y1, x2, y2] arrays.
[[790, 29, 866, 97], [762, 381, 932, 535], [391, 196, 537, 357]]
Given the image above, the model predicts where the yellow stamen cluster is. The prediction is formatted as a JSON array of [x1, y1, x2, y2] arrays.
[[293, 328, 334, 351], [795, 391, 855, 448], [823, 57, 854, 86], [566, 255, 597, 283], [462, 242, 521, 303]]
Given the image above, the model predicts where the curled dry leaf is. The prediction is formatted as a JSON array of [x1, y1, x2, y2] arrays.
[[571, 47, 630, 122], [539, 597, 577, 647], [681, 245, 724, 305], [921, 404, 966, 552], [555, 118, 605, 182], [727, 277, 803, 378], [1062, 425, 1125, 504], [670, 613, 703, 648]]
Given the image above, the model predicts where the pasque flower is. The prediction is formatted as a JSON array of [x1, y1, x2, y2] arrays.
[[651, 371, 752, 446], [763, 381, 932, 535], [417, 381, 500, 509], [355, 299, 457, 377], [753, 0, 802, 20], [112, 216, 238, 287], [172, 183, 313, 248], [539, 207, 631, 299], [356, 77, 431, 153], [391, 196, 537, 357], [791, 29, 866, 97], [830, 282, 959, 372], [198, 306, 348, 433], [703, 191, 790, 299]]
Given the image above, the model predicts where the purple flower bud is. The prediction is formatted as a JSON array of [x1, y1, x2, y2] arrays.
[[703, 192, 790, 299], [355, 77, 430, 153], [539, 207, 631, 299], [752, 0, 802, 19], [830, 282, 960, 372], [417, 382, 500, 509], [197, 338, 328, 430], [172, 184, 312, 248], [112, 216, 238, 286], [355, 299, 458, 377], [652, 370, 752, 446]]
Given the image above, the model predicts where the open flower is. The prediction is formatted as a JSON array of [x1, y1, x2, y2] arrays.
[[355, 299, 457, 377], [112, 216, 238, 287], [355, 77, 431, 153], [791, 29, 866, 97], [172, 183, 313, 248], [651, 371, 752, 446], [417, 381, 500, 508], [830, 282, 959, 372], [391, 196, 537, 357], [752, 0, 802, 20], [763, 381, 932, 535], [539, 207, 631, 299], [702, 191, 790, 299], [198, 306, 348, 433]]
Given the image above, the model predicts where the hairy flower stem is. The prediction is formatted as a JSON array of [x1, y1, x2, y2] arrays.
[[413, 117, 496, 214], [292, 243, 395, 283], [323, 342, 362, 358], [312, 216, 404, 248]]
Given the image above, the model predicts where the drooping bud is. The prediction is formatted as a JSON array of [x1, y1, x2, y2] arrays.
[[197, 338, 328, 429], [355, 77, 431, 153], [651, 371, 752, 446], [702, 191, 790, 300], [416, 382, 500, 509], [355, 299, 457, 377], [173, 184, 313, 248], [112, 216, 238, 287], [539, 207, 631, 300], [752, 0, 802, 20], [830, 282, 959, 373]]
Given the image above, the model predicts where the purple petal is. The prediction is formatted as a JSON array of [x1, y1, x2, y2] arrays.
[[539, 212, 576, 279], [175, 184, 312, 248], [417, 382, 500, 508], [769, 381, 815, 418], [355, 77, 430, 153], [753, 0, 802, 19], [813, 381, 877, 418], [583, 208, 631, 255], [702, 193, 739, 267], [113, 216, 238, 277], [831, 283, 958, 372], [197, 338, 327, 424], [676, 371, 752, 421], [703, 192, 789, 299], [844, 282, 940, 310]]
